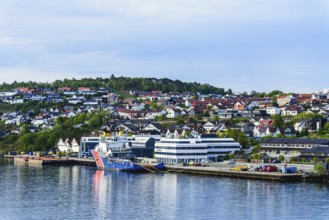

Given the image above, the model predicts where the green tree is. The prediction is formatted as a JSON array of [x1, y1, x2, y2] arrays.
[[278, 155, 284, 162], [289, 157, 297, 163], [221, 129, 248, 149], [324, 122, 329, 131], [272, 115, 284, 129], [314, 163, 325, 175], [312, 157, 319, 164], [150, 101, 158, 109], [228, 153, 235, 159], [88, 113, 104, 129], [74, 113, 88, 125], [176, 118, 185, 125], [317, 128, 326, 135]]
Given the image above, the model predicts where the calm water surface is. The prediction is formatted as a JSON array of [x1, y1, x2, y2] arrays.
[[1, 158, 329, 220]]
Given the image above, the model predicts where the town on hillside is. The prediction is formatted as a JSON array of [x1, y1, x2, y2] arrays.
[[1, 82, 329, 164]]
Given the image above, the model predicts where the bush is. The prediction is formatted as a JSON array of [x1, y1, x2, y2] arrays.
[[312, 157, 319, 164], [314, 163, 325, 175], [325, 157, 329, 165], [289, 157, 297, 163], [278, 155, 285, 162]]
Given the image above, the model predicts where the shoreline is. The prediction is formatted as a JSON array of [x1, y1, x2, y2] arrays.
[[3, 156, 329, 183]]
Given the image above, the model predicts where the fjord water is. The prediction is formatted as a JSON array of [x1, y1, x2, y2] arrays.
[[1, 158, 329, 220]]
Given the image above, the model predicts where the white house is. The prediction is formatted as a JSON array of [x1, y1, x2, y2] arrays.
[[0, 91, 18, 97], [266, 107, 281, 115], [31, 119, 48, 126], [9, 99, 24, 104], [144, 110, 166, 120], [57, 138, 71, 153], [166, 108, 182, 119], [57, 138, 80, 153]]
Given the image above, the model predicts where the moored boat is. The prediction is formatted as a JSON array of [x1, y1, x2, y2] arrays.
[[91, 137, 165, 173], [92, 150, 144, 172], [134, 157, 165, 172]]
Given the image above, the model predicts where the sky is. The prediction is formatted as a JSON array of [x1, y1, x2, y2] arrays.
[[0, 0, 328, 93]]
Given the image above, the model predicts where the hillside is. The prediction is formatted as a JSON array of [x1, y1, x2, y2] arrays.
[[0, 75, 228, 95]]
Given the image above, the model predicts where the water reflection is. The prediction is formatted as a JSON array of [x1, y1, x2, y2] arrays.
[[2, 159, 329, 220]]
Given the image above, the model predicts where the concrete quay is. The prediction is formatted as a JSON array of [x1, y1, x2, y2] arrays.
[[165, 164, 304, 182], [13, 156, 95, 166]]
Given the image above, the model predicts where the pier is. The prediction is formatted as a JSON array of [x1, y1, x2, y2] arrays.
[[165, 165, 319, 183], [13, 156, 95, 166], [6, 155, 329, 183]]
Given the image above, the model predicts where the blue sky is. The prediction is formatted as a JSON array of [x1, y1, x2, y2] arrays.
[[0, 0, 328, 93]]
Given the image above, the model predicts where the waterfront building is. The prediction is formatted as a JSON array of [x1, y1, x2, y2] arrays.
[[57, 138, 80, 153], [154, 135, 241, 164], [79, 135, 159, 157], [298, 147, 329, 162], [260, 138, 329, 159]]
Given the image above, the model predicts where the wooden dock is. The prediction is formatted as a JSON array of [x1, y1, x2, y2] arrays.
[[165, 165, 305, 182]]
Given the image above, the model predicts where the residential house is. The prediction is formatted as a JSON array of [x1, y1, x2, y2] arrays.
[[241, 125, 255, 137], [265, 127, 281, 137], [78, 87, 90, 94], [217, 109, 239, 119], [281, 105, 303, 116], [166, 108, 182, 119], [277, 95, 296, 107], [296, 94, 312, 105], [57, 138, 80, 153], [31, 118, 48, 127], [233, 102, 245, 111], [9, 99, 24, 104], [144, 109, 166, 120], [0, 91, 18, 97], [202, 121, 226, 133], [57, 87, 72, 92], [266, 107, 281, 115], [280, 126, 296, 137], [141, 122, 163, 135], [294, 119, 326, 133], [83, 100, 99, 106], [253, 126, 267, 138], [116, 123, 138, 134]]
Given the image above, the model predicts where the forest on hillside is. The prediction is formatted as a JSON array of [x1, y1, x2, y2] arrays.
[[0, 75, 228, 95]]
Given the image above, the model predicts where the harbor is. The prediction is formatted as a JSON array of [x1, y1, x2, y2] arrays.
[[7, 154, 329, 183]]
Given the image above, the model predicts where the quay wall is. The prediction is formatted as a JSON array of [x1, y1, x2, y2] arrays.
[[165, 165, 304, 182]]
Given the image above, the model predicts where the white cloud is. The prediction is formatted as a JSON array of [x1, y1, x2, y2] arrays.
[[0, 1, 328, 93]]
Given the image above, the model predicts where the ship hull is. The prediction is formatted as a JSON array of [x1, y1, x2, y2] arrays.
[[91, 150, 164, 173]]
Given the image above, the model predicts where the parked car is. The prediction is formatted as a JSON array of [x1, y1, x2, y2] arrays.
[[188, 161, 195, 166], [272, 160, 281, 164], [69, 153, 79, 157], [194, 163, 202, 167], [81, 152, 91, 158], [227, 160, 235, 164]]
